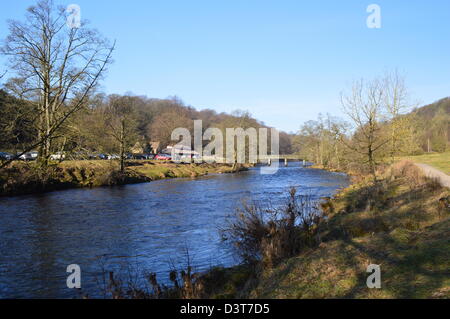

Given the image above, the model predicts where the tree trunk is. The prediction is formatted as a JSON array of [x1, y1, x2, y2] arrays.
[[390, 126, 396, 164], [232, 148, 240, 171], [335, 143, 340, 170], [120, 120, 125, 173], [368, 146, 377, 183]]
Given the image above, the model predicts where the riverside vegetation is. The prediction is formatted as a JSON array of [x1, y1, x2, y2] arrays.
[[242, 161, 449, 299], [95, 161, 449, 299], [0, 160, 247, 197]]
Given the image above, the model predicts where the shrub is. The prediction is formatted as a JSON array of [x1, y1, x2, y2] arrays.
[[221, 188, 324, 268], [102, 265, 205, 299]]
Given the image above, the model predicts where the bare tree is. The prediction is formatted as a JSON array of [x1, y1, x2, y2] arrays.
[[341, 78, 387, 182], [294, 114, 348, 170], [327, 114, 349, 170], [147, 109, 193, 149], [383, 70, 414, 163], [104, 96, 139, 173], [297, 120, 322, 165], [0, 0, 114, 166], [221, 110, 258, 170]]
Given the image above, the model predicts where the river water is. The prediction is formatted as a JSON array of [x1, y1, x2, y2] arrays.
[[0, 163, 349, 298]]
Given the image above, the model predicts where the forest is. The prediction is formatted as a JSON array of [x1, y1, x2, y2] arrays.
[[0, 90, 294, 158]]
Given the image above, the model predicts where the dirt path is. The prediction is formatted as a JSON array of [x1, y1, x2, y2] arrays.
[[415, 163, 450, 188]]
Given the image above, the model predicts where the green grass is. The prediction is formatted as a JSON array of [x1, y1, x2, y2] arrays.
[[401, 152, 450, 175], [130, 161, 241, 180]]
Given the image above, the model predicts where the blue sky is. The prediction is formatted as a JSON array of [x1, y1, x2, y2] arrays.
[[1, 0, 449, 132]]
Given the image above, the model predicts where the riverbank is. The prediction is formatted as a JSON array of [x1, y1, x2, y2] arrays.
[[198, 160, 450, 299], [0, 160, 248, 197], [309, 163, 361, 178]]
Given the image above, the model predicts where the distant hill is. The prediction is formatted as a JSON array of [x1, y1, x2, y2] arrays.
[[412, 97, 450, 120], [409, 97, 450, 152]]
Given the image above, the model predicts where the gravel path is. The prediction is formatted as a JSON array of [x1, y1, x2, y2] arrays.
[[415, 163, 450, 189]]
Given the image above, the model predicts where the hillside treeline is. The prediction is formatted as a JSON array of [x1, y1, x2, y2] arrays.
[[0, 91, 294, 157], [293, 88, 449, 176]]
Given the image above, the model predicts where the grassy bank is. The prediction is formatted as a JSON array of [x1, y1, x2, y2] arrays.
[[400, 152, 450, 174], [201, 161, 450, 299], [309, 163, 359, 176], [0, 160, 246, 197]]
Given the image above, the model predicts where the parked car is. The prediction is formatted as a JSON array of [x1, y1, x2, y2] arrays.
[[18, 151, 38, 161], [179, 154, 201, 160], [66, 151, 90, 160], [155, 153, 172, 161], [0, 152, 14, 161], [133, 153, 154, 160], [132, 154, 145, 160], [107, 154, 120, 160], [86, 153, 106, 160], [49, 152, 66, 161], [29, 151, 38, 160], [18, 153, 29, 161]]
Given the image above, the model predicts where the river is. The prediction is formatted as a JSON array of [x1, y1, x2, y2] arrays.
[[0, 162, 349, 298]]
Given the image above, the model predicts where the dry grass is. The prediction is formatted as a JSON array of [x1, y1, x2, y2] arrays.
[[130, 161, 241, 180], [0, 160, 245, 196], [213, 161, 450, 299]]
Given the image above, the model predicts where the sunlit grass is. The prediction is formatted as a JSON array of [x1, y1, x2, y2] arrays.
[[131, 161, 238, 180], [400, 152, 450, 175]]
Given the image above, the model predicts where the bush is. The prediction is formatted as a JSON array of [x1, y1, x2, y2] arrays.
[[102, 255, 205, 299], [221, 188, 324, 268], [392, 160, 444, 192]]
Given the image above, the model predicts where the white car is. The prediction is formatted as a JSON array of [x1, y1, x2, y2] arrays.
[[49, 152, 66, 160], [107, 154, 120, 160], [19, 151, 38, 161]]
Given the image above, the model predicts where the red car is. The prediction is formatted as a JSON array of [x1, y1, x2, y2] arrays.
[[155, 153, 172, 160]]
